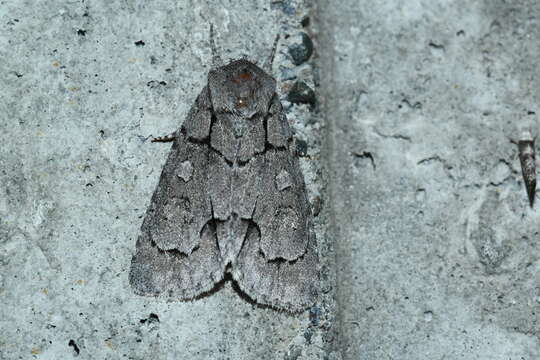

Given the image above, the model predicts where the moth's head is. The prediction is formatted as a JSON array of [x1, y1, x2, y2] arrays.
[[208, 59, 276, 117]]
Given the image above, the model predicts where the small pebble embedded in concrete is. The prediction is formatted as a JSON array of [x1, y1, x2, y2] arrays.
[[296, 138, 308, 157], [288, 32, 313, 65]]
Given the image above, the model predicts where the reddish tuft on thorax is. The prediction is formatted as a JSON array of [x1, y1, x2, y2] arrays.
[[233, 70, 253, 83]]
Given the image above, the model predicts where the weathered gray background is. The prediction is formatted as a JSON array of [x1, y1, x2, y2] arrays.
[[2, 0, 540, 359], [318, 0, 540, 359]]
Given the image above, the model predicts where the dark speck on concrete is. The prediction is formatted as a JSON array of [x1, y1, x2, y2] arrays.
[[134, 40, 145, 46], [287, 81, 316, 106], [303, 327, 313, 343], [140, 313, 160, 325], [147, 80, 167, 88], [77, 29, 86, 36], [68, 339, 80, 355]]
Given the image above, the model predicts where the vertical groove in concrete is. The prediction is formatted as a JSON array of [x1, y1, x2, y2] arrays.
[[313, 1, 344, 357]]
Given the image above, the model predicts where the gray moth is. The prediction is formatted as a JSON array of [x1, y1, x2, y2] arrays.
[[129, 27, 319, 312]]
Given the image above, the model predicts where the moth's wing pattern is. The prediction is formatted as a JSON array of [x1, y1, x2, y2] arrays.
[[232, 224, 319, 311], [130, 220, 224, 298], [129, 87, 224, 299], [253, 148, 310, 261], [130, 58, 319, 311], [254, 96, 310, 261], [231, 95, 319, 311]]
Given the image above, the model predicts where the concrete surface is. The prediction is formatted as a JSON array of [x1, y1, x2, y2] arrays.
[[0, 1, 333, 359], [317, 0, 540, 359], [4, 0, 540, 359]]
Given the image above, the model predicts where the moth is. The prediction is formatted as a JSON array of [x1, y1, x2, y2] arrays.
[[515, 130, 536, 207], [129, 27, 319, 312]]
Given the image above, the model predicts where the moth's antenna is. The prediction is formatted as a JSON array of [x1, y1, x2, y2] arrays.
[[263, 34, 280, 73], [210, 24, 222, 68]]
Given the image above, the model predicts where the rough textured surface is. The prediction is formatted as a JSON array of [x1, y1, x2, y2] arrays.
[[0, 0, 332, 359], [8, 0, 540, 358], [317, 0, 540, 358]]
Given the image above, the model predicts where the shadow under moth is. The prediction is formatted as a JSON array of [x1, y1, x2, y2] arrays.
[[129, 27, 319, 312]]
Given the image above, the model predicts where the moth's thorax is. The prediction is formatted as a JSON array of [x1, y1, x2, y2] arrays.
[[208, 59, 276, 117]]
